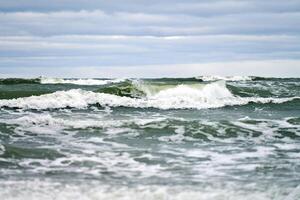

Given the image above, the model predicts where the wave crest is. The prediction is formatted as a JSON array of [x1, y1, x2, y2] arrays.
[[0, 81, 298, 110]]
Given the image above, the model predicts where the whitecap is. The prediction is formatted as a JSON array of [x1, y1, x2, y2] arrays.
[[197, 76, 252, 81]]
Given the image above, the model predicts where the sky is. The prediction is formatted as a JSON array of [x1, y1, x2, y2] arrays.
[[0, 0, 300, 78]]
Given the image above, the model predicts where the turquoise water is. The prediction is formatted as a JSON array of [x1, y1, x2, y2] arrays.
[[0, 76, 299, 199]]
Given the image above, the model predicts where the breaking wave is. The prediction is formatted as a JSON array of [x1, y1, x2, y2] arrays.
[[0, 81, 298, 110]]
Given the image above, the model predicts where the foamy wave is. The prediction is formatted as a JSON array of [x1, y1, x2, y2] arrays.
[[40, 77, 124, 85], [198, 76, 252, 81], [4, 113, 125, 130], [0, 81, 298, 110], [0, 180, 288, 200]]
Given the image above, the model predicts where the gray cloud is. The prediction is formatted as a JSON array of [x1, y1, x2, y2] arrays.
[[0, 34, 299, 69], [1, 0, 300, 14], [0, 0, 299, 77], [0, 10, 299, 36]]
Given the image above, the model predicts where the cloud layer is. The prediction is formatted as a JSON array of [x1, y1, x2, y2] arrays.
[[0, 0, 299, 77]]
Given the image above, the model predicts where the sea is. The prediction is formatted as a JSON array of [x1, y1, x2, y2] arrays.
[[0, 76, 299, 200]]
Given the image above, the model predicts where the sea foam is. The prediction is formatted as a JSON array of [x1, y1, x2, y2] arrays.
[[0, 180, 289, 200]]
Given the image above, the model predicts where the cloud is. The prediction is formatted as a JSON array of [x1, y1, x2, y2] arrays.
[[1, 0, 300, 14], [0, 10, 299, 36], [0, 0, 299, 77], [0, 35, 299, 61]]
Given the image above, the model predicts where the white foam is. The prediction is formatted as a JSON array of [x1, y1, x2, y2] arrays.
[[40, 77, 124, 85], [284, 185, 300, 200], [0, 180, 286, 200], [4, 113, 124, 130], [0, 81, 298, 110], [1, 113, 168, 135], [158, 126, 186, 143]]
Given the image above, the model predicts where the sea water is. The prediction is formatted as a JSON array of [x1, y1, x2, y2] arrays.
[[0, 76, 299, 200]]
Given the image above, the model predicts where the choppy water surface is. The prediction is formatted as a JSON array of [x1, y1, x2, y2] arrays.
[[0, 76, 299, 200]]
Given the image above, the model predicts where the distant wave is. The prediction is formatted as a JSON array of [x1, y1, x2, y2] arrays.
[[0, 77, 124, 85], [1, 77, 300, 86], [251, 77, 300, 82], [0, 78, 40, 85], [40, 77, 125, 85], [0, 81, 298, 110], [197, 76, 252, 81], [196, 76, 300, 82]]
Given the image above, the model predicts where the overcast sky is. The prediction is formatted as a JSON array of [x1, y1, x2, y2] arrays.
[[0, 0, 300, 77]]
